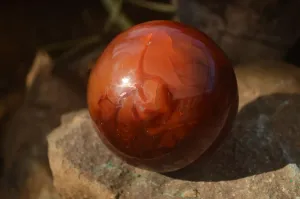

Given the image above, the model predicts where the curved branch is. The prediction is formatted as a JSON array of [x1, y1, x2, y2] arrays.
[[101, 0, 134, 31], [126, 0, 176, 13]]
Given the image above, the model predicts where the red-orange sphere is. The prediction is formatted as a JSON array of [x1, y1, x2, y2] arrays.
[[87, 20, 238, 173]]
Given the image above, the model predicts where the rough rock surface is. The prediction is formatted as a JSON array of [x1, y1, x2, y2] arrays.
[[177, 0, 300, 64], [48, 61, 300, 199], [0, 52, 86, 199]]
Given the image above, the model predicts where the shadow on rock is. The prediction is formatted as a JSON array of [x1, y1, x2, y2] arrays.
[[164, 93, 300, 182]]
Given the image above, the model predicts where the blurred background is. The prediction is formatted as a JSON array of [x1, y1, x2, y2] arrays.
[[0, 0, 300, 198]]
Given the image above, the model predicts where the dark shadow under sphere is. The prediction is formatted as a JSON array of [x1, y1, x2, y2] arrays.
[[164, 93, 300, 182]]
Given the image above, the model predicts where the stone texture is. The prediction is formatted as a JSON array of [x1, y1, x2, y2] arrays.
[[48, 60, 300, 199], [235, 60, 300, 109], [0, 51, 86, 199], [177, 0, 300, 64]]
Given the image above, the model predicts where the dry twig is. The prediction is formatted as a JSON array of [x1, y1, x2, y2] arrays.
[[41, 35, 102, 52], [41, 0, 134, 53], [101, 0, 133, 31], [126, 0, 176, 13]]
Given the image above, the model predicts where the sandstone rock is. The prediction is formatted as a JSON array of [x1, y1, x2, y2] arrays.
[[235, 60, 300, 109], [48, 61, 300, 199]]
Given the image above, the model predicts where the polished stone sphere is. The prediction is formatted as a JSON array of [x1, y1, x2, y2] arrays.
[[87, 20, 238, 173]]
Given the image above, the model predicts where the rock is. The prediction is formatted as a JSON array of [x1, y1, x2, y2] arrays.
[[177, 0, 300, 64], [235, 60, 300, 109], [0, 51, 86, 199], [0, 4, 37, 142], [48, 61, 300, 199]]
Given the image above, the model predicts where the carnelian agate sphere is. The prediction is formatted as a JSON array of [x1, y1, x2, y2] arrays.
[[87, 20, 238, 173]]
